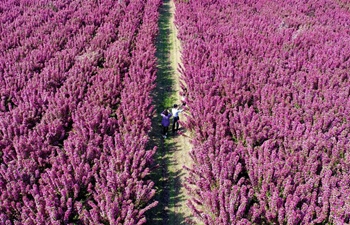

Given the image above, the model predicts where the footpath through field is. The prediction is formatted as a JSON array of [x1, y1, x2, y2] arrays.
[[146, 0, 197, 224]]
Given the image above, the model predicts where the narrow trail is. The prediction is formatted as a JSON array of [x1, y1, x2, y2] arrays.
[[168, 0, 196, 223], [145, 0, 195, 224]]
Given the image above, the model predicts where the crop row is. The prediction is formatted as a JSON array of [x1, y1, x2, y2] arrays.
[[0, 0, 160, 224], [175, 0, 350, 224]]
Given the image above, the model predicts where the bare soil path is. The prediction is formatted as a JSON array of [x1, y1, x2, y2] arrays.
[[145, 0, 196, 224]]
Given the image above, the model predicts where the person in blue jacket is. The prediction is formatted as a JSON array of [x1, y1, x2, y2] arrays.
[[161, 109, 172, 138]]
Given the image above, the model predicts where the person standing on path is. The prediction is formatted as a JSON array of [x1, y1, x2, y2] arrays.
[[172, 104, 184, 134], [161, 109, 172, 138]]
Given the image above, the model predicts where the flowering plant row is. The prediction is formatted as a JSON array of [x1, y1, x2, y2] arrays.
[[175, 0, 350, 224], [0, 0, 160, 224]]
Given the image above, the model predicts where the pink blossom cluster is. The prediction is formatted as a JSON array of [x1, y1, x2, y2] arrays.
[[175, 0, 350, 224], [0, 0, 160, 224]]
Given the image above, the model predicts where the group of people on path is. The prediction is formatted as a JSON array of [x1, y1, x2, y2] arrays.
[[160, 103, 185, 138]]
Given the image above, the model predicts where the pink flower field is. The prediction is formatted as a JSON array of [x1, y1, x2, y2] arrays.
[[175, 0, 350, 224], [1, 0, 350, 224], [0, 0, 160, 224]]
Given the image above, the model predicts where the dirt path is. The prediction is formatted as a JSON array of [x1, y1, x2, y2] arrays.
[[168, 0, 195, 223], [169, 0, 192, 224], [145, 0, 196, 224]]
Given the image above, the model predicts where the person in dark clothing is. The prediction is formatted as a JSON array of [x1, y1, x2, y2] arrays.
[[161, 109, 172, 138]]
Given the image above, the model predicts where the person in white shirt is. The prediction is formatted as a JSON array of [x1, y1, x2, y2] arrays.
[[172, 104, 183, 134]]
